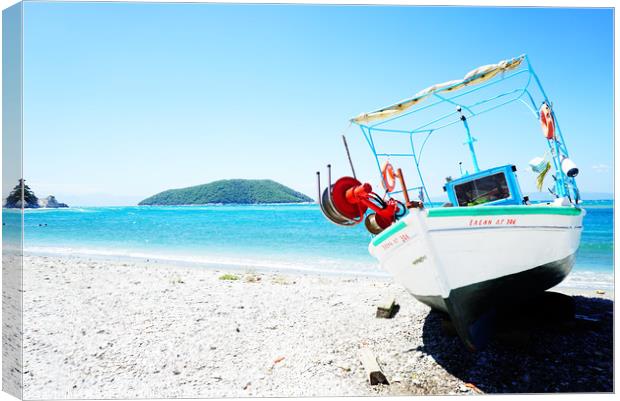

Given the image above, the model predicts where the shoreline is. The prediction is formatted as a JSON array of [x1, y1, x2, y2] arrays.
[[23, 248, 391, 279], [20, 254, 613, 398], [23, 247, 615, 292]]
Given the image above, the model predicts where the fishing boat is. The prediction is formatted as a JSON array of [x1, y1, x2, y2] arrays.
[[317, 55, 584, 350]]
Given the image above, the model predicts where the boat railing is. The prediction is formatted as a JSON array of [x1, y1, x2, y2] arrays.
[[351, 54, 578, 206]]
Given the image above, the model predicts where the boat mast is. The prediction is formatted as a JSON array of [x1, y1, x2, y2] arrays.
[[457, 106, 480, 174]]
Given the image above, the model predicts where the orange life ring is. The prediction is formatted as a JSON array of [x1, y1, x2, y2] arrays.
[[539, 103, 555, 140], [381, 162, 396, 192]]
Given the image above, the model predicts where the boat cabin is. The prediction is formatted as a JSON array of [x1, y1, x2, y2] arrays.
[[443, 165, 524, 207]]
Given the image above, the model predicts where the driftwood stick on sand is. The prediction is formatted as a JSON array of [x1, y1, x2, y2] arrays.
[[359, 347, 389, 385]]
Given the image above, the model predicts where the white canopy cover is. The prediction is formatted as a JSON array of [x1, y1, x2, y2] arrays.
[[351, 55, 525, 124]]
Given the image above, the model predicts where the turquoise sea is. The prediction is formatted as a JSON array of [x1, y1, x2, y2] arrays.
[[12, 201, 614, 289]]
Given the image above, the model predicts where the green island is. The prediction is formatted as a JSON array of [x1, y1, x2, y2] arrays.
[[139, 179, 313, 206]]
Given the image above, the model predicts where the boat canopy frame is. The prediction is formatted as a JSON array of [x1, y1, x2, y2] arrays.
[[351, 54, 578, 206]]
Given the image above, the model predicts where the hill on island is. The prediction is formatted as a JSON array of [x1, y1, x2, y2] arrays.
[[3, 179, 69, 208], [138, 179, 313, 205]]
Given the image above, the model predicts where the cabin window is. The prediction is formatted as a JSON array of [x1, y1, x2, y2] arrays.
[[453, 172, 510, 206]]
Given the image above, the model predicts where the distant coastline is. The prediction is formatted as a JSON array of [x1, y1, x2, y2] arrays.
[[15, 198, 612, 209]]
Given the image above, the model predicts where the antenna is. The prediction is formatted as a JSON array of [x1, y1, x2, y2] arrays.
[[316, 171, 321, 203], [342, 135, 356, 179], [456, 106, 480, 173], [327, 164, 332, 189]]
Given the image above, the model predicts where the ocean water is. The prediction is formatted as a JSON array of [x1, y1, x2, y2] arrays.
[[14, 201, 614, 289]]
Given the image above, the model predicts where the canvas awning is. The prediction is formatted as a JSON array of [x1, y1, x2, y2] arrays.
[[351, 55, 525, 124]]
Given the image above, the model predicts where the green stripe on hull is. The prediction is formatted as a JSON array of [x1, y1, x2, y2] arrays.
[[371, 220, 407, 246], [371, 205, 581, 247], [427, 205, 582, 218]]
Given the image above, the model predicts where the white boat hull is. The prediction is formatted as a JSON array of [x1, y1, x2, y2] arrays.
[[368, 203, 585, 349]]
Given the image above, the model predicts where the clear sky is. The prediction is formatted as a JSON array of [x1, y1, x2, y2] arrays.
[[21, 2, 613, 205]]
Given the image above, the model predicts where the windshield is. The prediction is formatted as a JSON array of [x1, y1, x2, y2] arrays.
[[453, 172, 510, 206]]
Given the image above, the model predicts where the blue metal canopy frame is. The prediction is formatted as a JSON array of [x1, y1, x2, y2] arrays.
[[352, 54, 579, 206]]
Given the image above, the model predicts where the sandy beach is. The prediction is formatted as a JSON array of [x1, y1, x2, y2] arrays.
[[21, 254, 613, 398]]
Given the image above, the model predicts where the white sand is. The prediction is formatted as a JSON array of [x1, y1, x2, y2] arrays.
[[20, 254, 613, 398]]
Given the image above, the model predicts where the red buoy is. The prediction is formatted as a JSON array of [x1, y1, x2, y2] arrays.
[[539, 103, 555, 140], [381, 162, 396, 192]]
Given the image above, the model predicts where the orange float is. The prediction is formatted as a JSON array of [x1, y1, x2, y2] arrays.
[[539, 102, 555, 140], [381, 162, 396, 192]]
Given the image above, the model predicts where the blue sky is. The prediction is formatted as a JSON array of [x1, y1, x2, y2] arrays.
[[21, 3, 613, 205]]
